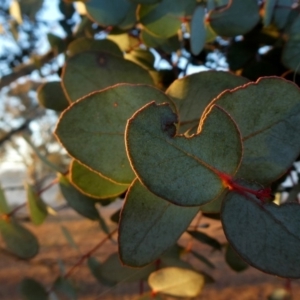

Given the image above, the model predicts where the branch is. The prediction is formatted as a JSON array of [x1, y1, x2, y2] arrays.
[[0, 50, 55, 90]]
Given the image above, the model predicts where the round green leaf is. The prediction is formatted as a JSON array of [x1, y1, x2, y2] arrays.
[[70, 160, 128, 199], [208, 0, 260, 37], [37, 81, 70, 111], [67, 37, 123, 57], [148, 267, 205, 297], [58, 174, 100, 220], [62, 51, 153, 102], [190, 6, 206, 56], [138, 0, 196, 38], [203, 77, 300, 185], [166, 71, 249, 129], [26, 183, 48, 226], [119, 179, 199, 267], [20, 278, 48, 300], [138, 3, 179, 38], [222, 190, 300, 278], [55, 84, 173, 184], [0, 219, 39, 259], [85, 0, 134, 26], [125, 102, 242, 206]]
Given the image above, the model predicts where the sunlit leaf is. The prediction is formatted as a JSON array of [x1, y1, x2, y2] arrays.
[[10, 0, 23, 24], [107, 32, 140, 52], [138, 0, 196, 38], [26, 183, 48, 226], [124, 49, 155, 70], [125, 102, 242, 206], [0, 185, 10, 214], [148, 267, 205, 297], [70, 160, 128, 199]]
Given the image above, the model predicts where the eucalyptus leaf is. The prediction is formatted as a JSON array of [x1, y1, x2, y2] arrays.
[[0, 185, 10, 214], [119, 179, 199, 267], [0, 219, 39, 259], [190, 6, 206, 56], [70, 160, 128, 199], [55, 84, 173, 184], [88, 257, 114, 286], [166, 70, 249, 128], [67, 37, 123, 57], [202, 77, 300, 185], [53, 277, 77, 300], [148, 267, 205, 297], [208, 0, 260, 37], [58, 174, 100, 220], [263, 0, 277, 26], [20, 278, 48, 300], [222, 190, 300, 278], [125, 102, 242, 206], [37, 81, 70, 111], [26, 183, 48, 226], [62, 51, 153, 102], [85, 0, 135, 27]]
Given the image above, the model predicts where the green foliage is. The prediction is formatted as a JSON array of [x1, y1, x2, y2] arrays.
[[20, 278, 48, 300], [0, 218, 39, 259], [26, 183, 48, 225], [5, 0, 300, 298]]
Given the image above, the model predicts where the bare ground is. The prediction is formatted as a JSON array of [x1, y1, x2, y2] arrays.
[[0, 206, 300, 300]]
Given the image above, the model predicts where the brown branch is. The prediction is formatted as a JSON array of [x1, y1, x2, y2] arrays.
[[0, 50, 55, 90]]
